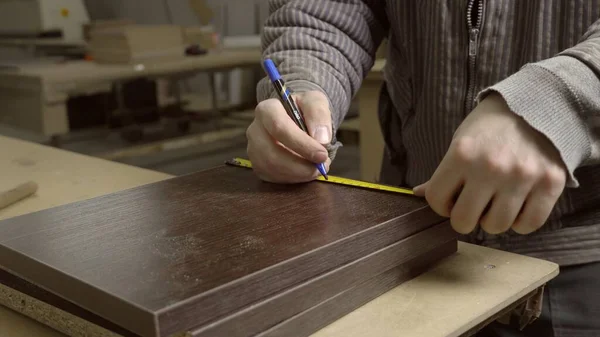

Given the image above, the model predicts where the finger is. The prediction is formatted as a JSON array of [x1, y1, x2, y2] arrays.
[[256, 99, 328, 164], [511, 174, 564, 234], [246, 121, 320, 183], [412, 181, 428, 197], [248, 144, 318, 183], [248, 124, 318, 182], [424, 161, 464, 217], [425, 136, 479, 219], [449, 181, 495, 234], [296, 91, 333, 145], [510, 193, 554, 235], [479, 190, 527, 234]]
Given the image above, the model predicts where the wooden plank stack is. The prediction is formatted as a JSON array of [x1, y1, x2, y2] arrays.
[[88, 24, 185, 64], [0, 163, 457, 337]]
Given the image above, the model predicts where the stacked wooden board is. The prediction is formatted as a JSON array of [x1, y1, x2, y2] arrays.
[[88, 24, 185, 64], [0, 163, 457, 337]]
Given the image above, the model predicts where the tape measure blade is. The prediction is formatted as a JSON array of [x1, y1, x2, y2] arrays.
[[318, 176, 413, 195], [226, 157, 414, 195], [226, 157, 252, 168]]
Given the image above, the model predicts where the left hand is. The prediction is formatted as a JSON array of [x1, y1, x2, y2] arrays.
[[413, 93, 567, 235]]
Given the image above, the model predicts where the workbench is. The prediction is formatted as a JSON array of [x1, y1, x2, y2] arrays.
[[0, 37, 86, 47], [0, 48, 261, 138], [0, 135, 558, 337]]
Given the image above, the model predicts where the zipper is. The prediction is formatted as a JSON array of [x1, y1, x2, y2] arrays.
[[465, 0, 486, 246], [465, 0, 484, 114]]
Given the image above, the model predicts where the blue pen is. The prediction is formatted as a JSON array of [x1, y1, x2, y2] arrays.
[[263, 59, 329, 180]]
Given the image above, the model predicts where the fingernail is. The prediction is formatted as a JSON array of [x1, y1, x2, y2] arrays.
[[313, 125, 331, 144]]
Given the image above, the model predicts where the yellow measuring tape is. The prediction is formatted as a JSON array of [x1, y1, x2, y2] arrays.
[[226, 157, 414, 195]]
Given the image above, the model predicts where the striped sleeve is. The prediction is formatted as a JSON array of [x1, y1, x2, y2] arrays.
[[478, 19, 600, 188], [256, 0, 389, 134]]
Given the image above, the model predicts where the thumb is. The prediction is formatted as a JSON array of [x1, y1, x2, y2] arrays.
[[296, 91, 333, 145]]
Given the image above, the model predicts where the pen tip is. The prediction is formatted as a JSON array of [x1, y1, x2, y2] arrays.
[[316, 163, 328, 180]]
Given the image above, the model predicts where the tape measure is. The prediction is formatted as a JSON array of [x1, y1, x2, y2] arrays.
[[225, 157, 414, 195]]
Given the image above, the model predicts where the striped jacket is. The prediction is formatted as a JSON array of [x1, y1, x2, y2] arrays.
[[256, 0, 600, 266]]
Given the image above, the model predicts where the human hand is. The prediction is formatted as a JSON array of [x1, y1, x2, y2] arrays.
[[246, 90, 332, 183], [413, 93, 567, 235]]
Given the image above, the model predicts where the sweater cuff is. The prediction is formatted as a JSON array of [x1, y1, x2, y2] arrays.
[[477, 64, 590, 188], [257, 79, 343, 161]]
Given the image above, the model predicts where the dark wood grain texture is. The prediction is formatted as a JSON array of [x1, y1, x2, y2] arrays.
[[0, 165, 446, 337], [0, 224, 456, 337], [191, 222, 456, 337], [254, 240, 458, 337]]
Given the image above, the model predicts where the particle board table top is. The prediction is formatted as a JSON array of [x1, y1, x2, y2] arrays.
[[0, 135, 559, 337]]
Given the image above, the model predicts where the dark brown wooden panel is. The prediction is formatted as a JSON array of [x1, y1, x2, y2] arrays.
[[0, 165, 445, 337], [191, 222, 456, 337], [255, 239, 458, 337], [0, 225, 455, 337]]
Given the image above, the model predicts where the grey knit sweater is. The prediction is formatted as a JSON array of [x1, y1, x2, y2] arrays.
[[256, 0, 600, 266]]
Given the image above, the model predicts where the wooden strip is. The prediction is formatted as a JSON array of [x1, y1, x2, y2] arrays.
[[0, 165, 445, 337], [191, 223, 456, 337], [257, 240, 458, 337], [0, 181, 38, 210], [96, 127, 247, 161]]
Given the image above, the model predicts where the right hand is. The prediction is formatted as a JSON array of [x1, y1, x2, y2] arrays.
[[246, 90, 332, 183]]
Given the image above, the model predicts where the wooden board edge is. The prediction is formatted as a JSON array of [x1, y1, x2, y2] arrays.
[[188, 223, 457, 337], [0, 245, 155, 337], [0, 281, 125, 337], [0, 267, 140, 337], [255, 239, 458, 337], [0, 223, 455, 337], [155, 209, 447, 336]]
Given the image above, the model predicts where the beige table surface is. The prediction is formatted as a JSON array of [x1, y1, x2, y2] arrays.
[[0, 135, 559, 337], [0, 135, 171, 221], [0, 38, 86, 48]]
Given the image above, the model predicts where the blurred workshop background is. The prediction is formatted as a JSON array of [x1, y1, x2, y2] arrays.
[[0, 0, 387, 181]]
